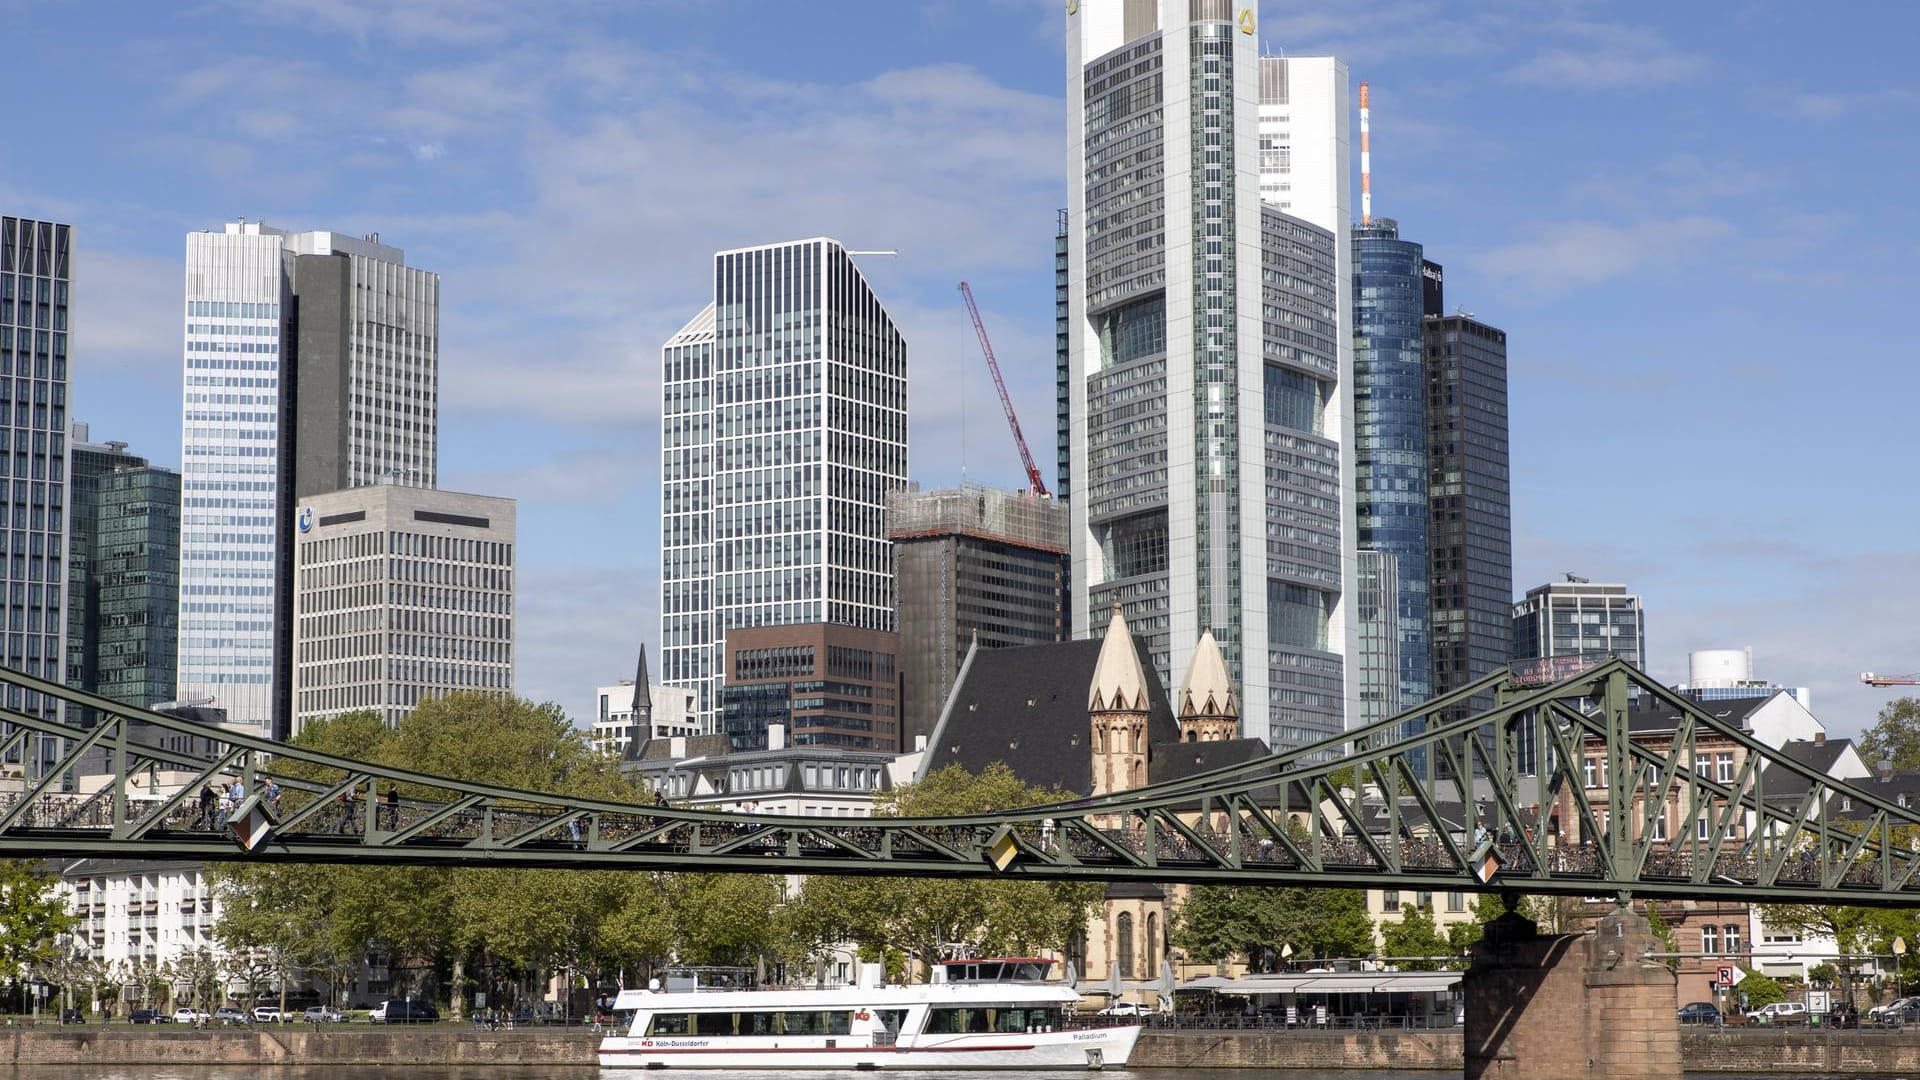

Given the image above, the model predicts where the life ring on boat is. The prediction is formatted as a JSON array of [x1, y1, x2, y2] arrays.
[[855, 1010, 871, 1021]]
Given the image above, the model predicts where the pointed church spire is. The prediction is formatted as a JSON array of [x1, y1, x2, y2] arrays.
[[1088, 603, 1149, 713], [631, 643, 653, 712], [1177, 628, 1238, 721]]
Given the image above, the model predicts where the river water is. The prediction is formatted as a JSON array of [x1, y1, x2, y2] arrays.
[[0, 1060, 1443, 1068], [0, 1070, 1830, 1080], [0, 1060, 1827, 1068]]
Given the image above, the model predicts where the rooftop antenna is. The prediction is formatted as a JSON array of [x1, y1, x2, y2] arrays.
[[1359, 82, 1372, 225]]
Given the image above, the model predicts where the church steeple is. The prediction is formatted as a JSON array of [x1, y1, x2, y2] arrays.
[[1088, 604, 1150, 796], [1176, 628, 1238, 742], [1088, 603, 1149, 713]]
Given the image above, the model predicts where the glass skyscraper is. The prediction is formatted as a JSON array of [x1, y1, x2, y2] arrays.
[[178, 222, 438, 737], [1425, 314, 1512, 706], [659, 238, 908, 733], [1351, 218, 1432, 722], [66, 431, 180, 728], [1066, 2, 1357, 749], [0, 217, 72, 775]]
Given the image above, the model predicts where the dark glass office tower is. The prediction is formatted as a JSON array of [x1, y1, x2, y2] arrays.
[[1352, 219, 1431, 722], [0, 217, 72, 776], [1425, 314, 1513, 703], [66, 433, 181, 727]]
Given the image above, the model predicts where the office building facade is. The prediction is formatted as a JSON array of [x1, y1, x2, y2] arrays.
[[1351, 219, 1432, 718], [1424, 313, 1512, 703], [66, 429, 181, 725], [290, 485, 512, 733], [1512, 576, 1645, 669], [659, 238, 908, 733], [0, 217, 73, 774], [719, 622, 901, 752], [1066, 3, 1356, 748], [178, 221, 438, 736], [887, 485, 1068, 749]]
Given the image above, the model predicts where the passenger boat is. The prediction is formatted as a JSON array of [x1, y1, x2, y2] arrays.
[[600, 957, 1142, 1070]]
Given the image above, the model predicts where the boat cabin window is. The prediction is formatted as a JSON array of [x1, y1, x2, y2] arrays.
[[940, 959, 1053, 983], [924, 1006, 1062, 1034], [645, 1010, 855, 1037]]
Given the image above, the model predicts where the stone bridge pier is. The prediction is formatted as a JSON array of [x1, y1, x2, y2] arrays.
[[1464, 906, 1678, 1080]]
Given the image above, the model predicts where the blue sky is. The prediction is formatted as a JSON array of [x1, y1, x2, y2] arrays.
[[4, 0, 1917, 735]]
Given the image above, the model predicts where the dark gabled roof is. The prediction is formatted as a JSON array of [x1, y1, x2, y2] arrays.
[[1627, 694, 1774, 734], [1825, 769, 1920, 823], [1757, 738, 1856, 801], [924, 637, 1178, 799], [1151, 737, 1293, 809]]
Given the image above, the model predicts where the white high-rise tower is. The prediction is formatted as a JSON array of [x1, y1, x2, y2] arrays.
[[1066, 1, 1358, 749], [659, 238, 908, 733], [178, 222, 438, 736]]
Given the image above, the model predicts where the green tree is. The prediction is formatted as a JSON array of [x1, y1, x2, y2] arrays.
[[1740, 971, 1786, 1009], [0, 861, 78, 987], [1381, 903, 1451, 971], [1173, 884, 1375, 970], [1765, 904, 1881, 1004], [779, 764, 1102, 980], [1860, 697, 1920, 772]]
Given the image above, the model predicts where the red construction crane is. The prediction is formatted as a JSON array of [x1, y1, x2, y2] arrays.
[[957, 281, 1050, 498], [1863, 672, 1920, 688]]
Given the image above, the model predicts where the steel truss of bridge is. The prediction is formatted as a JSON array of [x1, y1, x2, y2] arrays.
[[0, 659, 1916, 905]]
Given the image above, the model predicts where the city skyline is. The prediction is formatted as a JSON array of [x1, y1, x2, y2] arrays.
[[3, 3, 1916, 732]]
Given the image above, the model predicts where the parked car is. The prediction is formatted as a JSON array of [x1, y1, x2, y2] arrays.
[[1676, 1002, 1721, 1025], [1096, 1001, 1152, 1018], [173, 1008, 208, 1024], [251, 1006, 284, 1024], [304, 1006, 347, 1023], [58, 1009, 85, 1024], [1869, 996, 1919, 1023], [1880, 1001, 1920, 1028], [370, 999, 440, 1024], [1747, 1001, 1809, 1025], [211, 1006, 248, 1025], [129, 1009, 170, 1024]]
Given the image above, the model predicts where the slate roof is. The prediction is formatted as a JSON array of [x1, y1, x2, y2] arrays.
[[1625, 694, 1773, 734], [1756, 738, 1858, 801], [923, 638, 1180, 799]]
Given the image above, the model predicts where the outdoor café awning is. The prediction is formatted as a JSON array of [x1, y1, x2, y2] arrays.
[[1177, 972, 1461, 995]]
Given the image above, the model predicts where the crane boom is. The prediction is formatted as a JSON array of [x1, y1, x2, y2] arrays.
[[957, 281, 1050, 497], [1862, 672, 1920, 687]]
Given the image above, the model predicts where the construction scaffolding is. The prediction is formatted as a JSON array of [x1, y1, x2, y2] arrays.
[[885, 484, 1067, 554]]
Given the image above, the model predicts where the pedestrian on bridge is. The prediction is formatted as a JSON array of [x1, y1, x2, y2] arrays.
[[197, 785, 216, 830]]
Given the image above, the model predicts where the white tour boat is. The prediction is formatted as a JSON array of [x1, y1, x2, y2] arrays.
[[600, 958, 1142, 1070]]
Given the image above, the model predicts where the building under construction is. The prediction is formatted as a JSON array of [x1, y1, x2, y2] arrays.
[[887, 485, 1068, 750]]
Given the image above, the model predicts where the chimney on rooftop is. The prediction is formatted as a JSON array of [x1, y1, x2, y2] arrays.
[[1813, 731, 1826, 745], [1880, 759, 1895, 781]]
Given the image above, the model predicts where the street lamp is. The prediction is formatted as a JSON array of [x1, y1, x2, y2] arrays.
[[1894, 937, 1907, 999]]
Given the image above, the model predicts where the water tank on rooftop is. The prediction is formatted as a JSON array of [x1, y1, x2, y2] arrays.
[[1688, 648, 1753, 687]]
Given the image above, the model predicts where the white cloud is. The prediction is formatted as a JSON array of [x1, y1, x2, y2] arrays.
[[1786, 88, 1918, 120], [1508, 21, 1707, 89], [71, 251, 181, 375], [513, 562, 656, 726], [1471, 216, 1735, 291]]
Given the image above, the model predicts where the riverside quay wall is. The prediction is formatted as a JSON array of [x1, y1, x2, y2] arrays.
[[11, 1025, 1920, 1071]]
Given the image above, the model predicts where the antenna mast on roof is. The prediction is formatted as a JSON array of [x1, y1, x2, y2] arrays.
[[1359, 82, 1372, 225]]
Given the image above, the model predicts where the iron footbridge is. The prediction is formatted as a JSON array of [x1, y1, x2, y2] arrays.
[[1, 660, 1916, 904]]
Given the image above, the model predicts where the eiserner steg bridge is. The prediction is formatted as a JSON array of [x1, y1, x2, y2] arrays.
[[1, 658, 1914, 1079]]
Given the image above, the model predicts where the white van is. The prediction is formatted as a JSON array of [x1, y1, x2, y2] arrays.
[[1748, 1001, 1808, 1025]]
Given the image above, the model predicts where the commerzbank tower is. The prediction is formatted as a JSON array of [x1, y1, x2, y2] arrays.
[[1063, 0, 1358, 749]]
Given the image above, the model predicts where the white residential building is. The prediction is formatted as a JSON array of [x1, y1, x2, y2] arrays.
[[178, 222, 438, 738], [1066, 1, 1356, 749], [291, 486, 513, 733], [591, 679, 699, 757], [659, 239, 908, 732], [57, 861, 222, 995]]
